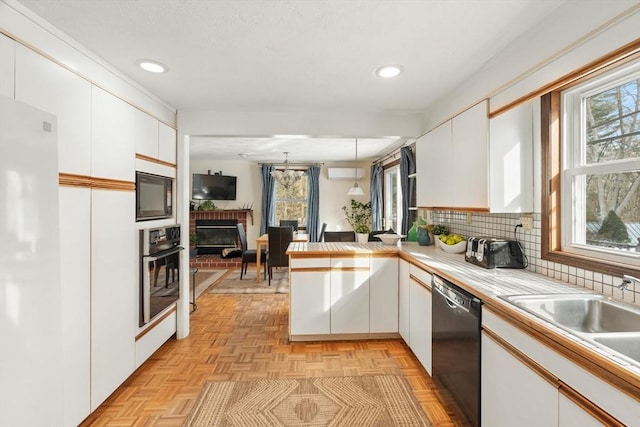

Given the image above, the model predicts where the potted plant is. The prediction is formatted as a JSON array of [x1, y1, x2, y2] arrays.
[[189, 232, 199, 258], [197, 200, 216, 211], [342, 199, 372, 243]]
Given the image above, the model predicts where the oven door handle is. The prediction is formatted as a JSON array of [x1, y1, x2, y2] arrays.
[[433, 284, 470, 313]]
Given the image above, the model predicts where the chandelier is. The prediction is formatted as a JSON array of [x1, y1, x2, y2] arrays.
[[271, 152, 305, 189]]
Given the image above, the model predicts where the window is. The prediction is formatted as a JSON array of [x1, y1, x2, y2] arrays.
[[543, 52, 640, 276], [274, 173, 308, 227], [384, 165, 402, 232]]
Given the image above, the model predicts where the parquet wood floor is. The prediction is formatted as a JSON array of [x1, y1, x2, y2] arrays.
[[80, 292, 462, 426]]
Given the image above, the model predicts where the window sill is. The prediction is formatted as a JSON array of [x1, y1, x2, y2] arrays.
[[542, 249, 640, 278]]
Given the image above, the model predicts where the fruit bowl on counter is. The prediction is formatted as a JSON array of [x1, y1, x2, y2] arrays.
[[436, 234, 467, 253]]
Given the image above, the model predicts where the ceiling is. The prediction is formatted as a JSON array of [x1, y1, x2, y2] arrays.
[[15, 0, 565, 162]]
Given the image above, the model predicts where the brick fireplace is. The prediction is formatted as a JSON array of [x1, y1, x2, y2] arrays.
[[189, 209, 253, 269]]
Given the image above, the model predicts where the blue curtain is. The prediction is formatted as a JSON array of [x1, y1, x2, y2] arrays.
[[400, 147, 416, 236], [260, 165, 276, 235], [306, 166, 321, 241], [370, 164, 383, 231]]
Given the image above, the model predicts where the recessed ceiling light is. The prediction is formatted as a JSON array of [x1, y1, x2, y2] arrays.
[[137, 59, 167, 73], [375, 64, 403, 78]]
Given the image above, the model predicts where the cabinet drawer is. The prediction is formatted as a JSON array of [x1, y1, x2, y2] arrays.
[[410, 264, 432, 288], [331, 256, 369, 269], [291, 257, 331, 269]]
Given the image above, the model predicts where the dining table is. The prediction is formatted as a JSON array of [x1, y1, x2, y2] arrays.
[[255, 232, 309, 282]]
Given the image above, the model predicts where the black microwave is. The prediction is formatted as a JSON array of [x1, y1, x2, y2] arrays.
[[136, 171, 173, 221]]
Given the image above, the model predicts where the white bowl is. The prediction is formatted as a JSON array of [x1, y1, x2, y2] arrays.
[[436, 236, 467, 254], [378, 234, 402, 245]]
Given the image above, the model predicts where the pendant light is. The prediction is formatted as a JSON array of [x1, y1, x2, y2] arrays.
[[347, 138, 365, 196]]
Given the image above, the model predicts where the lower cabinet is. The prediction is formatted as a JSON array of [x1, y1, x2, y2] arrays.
[[481, 331, 558, 427], [408, 274, 432, 375], [370, 255, 398, 333], [398, 259, 410, 342], [91, 190, 136, 410], [290, 258, 331, 335], [330, 257, 370, 334], [558, 393, 606, 427]]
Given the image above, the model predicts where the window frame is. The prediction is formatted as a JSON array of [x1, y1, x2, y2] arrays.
[[541, 45, 640, 278], [274, 172, 308, 228]]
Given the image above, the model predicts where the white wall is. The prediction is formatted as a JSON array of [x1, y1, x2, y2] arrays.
[[189, 159, 371, 245]]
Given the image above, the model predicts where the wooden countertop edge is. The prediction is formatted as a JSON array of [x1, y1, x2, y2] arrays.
[[397, 250, 640, 401]]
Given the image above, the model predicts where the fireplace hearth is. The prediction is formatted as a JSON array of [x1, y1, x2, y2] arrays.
[[195, 219, 238, 254]]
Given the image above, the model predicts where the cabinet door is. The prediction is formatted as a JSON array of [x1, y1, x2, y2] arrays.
[[290, 270, 331, 335], [158, 122, 177, 165], [451, 100, 489, 208], [409, 278, 432, 375], [489, 99, 534, 212], [559, 394, 607, 427], [15, 45, 92, 176], [330, 257, 370, 334], [370, 256, 398, 333], [135, 108, 159, 159], [0, 33, 14, 98], [91, 86, 135, 181], [416, 121, 452, 207], [398, 259, 410, 342], [91, 189, 136, 410], [481, 331, 557, 427], [59, 186, 91, 426]]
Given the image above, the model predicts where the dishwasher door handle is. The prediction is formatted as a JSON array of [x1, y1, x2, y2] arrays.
[[434, 283, 470, 313]]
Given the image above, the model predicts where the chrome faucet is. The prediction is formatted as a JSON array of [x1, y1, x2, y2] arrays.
[[619, 275, 640, 297]]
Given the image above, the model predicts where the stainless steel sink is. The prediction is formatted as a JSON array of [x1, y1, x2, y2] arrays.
[[499, 294, 640, 334], [498, 293, 640, 366], [593, 334, 640, 363]]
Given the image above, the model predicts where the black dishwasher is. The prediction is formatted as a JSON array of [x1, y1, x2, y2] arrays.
[[432, 275, 482, 427]]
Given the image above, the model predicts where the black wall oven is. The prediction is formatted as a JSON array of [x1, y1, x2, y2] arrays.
[[139, 225, 183, 327]]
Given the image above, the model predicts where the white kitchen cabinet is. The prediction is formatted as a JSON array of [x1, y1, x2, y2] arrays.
[[159, 122, 177, 165], [0, 33, 14, 98], [409, 275, 432, 375], [135, 108, 159, 159], [558, 393, 607, 427], [489, 99, 534, 212], [59, 186, 91, 427], [416, 120, 452, 207], [451, 100, 489, 208], [290, 258, 331, 335], [481, 331, 557, 427], [398, 258, 410, 342], [91, 86, 135, 181], [370, 255, 398, 333], [90, 189, 136, 410], [330, 257, 370, 334], [15, 45, 92, 176]]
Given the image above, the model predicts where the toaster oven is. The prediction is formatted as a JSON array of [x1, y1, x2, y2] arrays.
[[464, 237, 526, 269]]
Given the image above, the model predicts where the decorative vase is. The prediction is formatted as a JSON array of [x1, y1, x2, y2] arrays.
[[417, 227, 432, 246], [356, 232, 369, 243]]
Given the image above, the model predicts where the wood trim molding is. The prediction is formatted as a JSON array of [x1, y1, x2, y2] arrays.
[[409, 274, 432, 291], [136, 153, 176, 168], [135, 306, 176, 341], [489, 36, 640, 118], [483, 327, 558, 387], [90, 176, 135, 191], [289, 267, 332, 273], [558, 381, 625, 426], [59, 173, 92, 187], [417, 206, 490, 213], [58, 173, 135, 191]]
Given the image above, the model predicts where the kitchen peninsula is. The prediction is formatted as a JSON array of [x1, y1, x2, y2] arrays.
[[287, 241, 640, 426]]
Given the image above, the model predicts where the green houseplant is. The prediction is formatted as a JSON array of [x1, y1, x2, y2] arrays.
[[189, 232, 200, 258], [342, 199, 372, 241]]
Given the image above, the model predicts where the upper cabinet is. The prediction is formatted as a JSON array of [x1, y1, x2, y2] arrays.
[[416, 99, 533, 212], [489, 99, 534, 212], [136, 110, 177, 166], [0, 34, 14, 98], [91, 86, 135, 181], [15, 45, 92, 176]]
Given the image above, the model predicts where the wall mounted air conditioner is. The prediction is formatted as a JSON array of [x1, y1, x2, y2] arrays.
[[327, 167, 365, 180]]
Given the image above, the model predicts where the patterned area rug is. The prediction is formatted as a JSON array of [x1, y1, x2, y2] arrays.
[[185, 375, 430, 426], [208, 269, 289, 294]]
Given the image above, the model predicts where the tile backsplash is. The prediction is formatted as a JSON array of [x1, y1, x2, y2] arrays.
[[430, 211, 639, 305]]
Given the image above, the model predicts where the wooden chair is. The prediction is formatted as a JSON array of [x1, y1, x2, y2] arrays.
[[267, 226, 294, 286], [237, 223, 266, 279], [279, 220, 299, 232], [323, 231, 356, 242]]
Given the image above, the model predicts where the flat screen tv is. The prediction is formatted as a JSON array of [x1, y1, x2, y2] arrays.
[[192, 174, 237, 200]]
